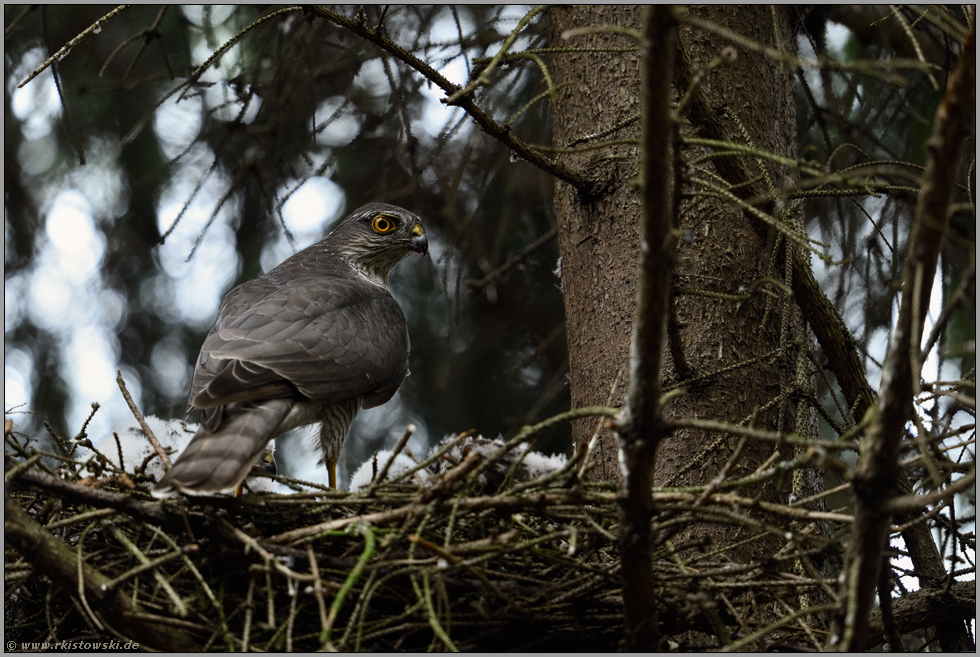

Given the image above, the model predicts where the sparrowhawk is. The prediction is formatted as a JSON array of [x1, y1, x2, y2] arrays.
[[152, 202, 427, 496]]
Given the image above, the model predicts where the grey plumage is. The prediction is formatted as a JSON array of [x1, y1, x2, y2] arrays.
[[153, 203, 427, 497]]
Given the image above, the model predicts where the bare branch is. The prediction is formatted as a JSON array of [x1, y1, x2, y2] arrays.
[[116, 370, 170, 469], [3, 486, 199, 650], [615, 5, 677, 651], [17, 5, 131, 88], [864, 580, 976, 650], [308, 6, 595, 194]]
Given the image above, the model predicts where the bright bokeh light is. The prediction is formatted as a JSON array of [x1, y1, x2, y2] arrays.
[[27, 266, 73, 331], [314, 97, 363, 147], [154, 144, 241, 326], [258, 175, 346, 273], [154, 95, 204, 160], [353, 57, 391, 99], [10, 179, 141, 445], [180, 5, 237, 28], [45, 190, 99, 260], [281, 177, 344, 235], [9, 48, 61, 139], [4, 349, 34, 414]]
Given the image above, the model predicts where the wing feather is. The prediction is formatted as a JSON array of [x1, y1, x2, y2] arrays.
[[189, 275, 409, 410]]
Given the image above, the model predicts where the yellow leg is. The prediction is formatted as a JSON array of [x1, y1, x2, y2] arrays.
[[328, 460, 337, 489]]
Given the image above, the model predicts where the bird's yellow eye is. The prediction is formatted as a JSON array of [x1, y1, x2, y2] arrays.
[[372, 215, 397, 234]]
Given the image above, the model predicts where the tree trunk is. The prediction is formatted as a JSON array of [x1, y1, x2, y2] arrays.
[[551, 5, 815, 641], [659, 4, 807, 524], [552, 6, 805, 481], [550, 5, 643, 481]]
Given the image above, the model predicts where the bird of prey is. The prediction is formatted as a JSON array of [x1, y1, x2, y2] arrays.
[[152, 202, 427, 497]]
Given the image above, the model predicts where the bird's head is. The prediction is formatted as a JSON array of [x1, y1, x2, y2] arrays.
[[332, 203, 428, 283]]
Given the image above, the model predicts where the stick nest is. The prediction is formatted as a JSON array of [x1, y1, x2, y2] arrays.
[[2, 417, 890, 652]]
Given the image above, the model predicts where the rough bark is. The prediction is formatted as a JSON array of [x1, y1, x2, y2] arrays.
[[549, 5, 644, 481], [550, 4, 805, 482], [657, 6, 804, 555]]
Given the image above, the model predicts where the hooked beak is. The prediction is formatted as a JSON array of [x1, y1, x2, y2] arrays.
[[409, 223, 428, 257]]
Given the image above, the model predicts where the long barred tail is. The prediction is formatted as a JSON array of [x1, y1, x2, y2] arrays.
[[152, 399, 292, 497]]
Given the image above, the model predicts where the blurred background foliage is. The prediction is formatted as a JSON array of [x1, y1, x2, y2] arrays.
[[4, 5, 975, 487], [794, 6, 975, 449]]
